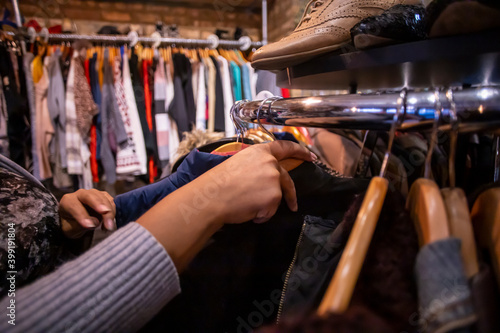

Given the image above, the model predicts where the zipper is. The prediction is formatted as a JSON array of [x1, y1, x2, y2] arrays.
[[276, 220, 307, 323], [312, 159, 347, 179]]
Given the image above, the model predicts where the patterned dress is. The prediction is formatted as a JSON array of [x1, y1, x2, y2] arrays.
[[0, 165, 65, 297]]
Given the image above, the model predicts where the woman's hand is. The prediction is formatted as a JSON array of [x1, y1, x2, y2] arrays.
[[205, 140, 315, 224], [59, 189, 117, 239], [137, 141, 314, 271]]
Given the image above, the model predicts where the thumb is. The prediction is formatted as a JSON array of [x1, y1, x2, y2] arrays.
[[268, 140, 315, 162]]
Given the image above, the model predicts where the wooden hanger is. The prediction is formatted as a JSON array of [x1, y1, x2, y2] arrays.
[[443, 188, 479, 278], [471, 188, 500, 288], [441, 89, 479, 279], [406, 91, 449, 246], [317, 91, 405, 315]]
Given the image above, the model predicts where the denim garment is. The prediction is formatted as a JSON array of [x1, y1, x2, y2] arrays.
[[415, 238, 477, 333], [114, 149, 230, 228], [141, 153, 368, 332]]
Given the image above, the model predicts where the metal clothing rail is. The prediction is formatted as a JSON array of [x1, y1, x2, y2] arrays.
[[235, 87, 500, 132], [7, 31, 263, 50], [9, 0, 267, 50]]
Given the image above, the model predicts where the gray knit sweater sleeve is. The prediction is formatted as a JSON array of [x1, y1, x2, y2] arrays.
[[0, 223, 180, 333]]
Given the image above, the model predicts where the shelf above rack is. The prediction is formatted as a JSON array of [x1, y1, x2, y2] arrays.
[[276, 29, 500, 91]]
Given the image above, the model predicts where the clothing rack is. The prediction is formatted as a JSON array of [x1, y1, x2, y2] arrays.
[[235, 87, 500, 132], [8, 0, 267, 50], [5, 31, 263, 51]]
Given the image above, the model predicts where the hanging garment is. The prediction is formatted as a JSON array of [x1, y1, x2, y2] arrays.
[[470, 264, 500, 333], [143, 58, 158, 183], [113, 57, 146, 175], [230, 60, 243, 102], [126, 149, 368, 332], [168, 53, 196, 140], [23, 52, 39, 179], [8, 49, 20, 95], [246, 62, 257, 100], [204, 56, 216, 133], [100, 51, 128, 184], [129, 52, 156, 180], [312, 129, 362, 177], [218, 56, 236, 137], [415, 238, 477, 333], [241, 61, 252, 101], [210, 56, 225, 133], [73, 55, 98, 141], [88, 53, 102, 182], [47, 51, 68, 169], [165, 59, 180, 166], [65, 51, 83, 175], [33, 56, 54, 180], [195, 61, 207, 131], [255, 70, 282, 97], [0, 45, 29, 169], [154, 57, 170, 169], [120, 52, 147, 176], [47, 51, 72, 189]]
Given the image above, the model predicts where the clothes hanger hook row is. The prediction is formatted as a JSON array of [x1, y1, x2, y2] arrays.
[[257, 96, 282, 142], [379, 88, 407, 178], [231, 100, 250, 143], [424, 88, 443, 179]]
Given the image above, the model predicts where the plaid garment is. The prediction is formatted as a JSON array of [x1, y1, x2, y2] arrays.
[[65, 52, 83, 175]]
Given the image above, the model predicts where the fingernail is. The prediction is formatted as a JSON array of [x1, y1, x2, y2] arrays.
[[98, 205, 111, 213], [292, 202, 298, 212], [83, 218, 97, 229], [105, 218, 116, 231], [310, 152, 318, 161]]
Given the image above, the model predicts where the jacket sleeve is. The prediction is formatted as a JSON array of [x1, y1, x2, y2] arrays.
[[0, 223, 180, 333]]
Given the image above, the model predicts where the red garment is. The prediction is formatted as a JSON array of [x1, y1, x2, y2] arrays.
[[84, 59, 91, 85], [85, 58, 99, 182], [90, 125, 99, 183], [281, 88, 291, 98], [143, 59, 156, 183], [143, 60, 154, 131]]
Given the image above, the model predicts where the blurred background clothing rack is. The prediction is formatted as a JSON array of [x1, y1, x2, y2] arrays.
[[5, 31, 264, 50]]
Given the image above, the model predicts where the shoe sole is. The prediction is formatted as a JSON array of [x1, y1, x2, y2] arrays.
[[252, 41, 351, 71]]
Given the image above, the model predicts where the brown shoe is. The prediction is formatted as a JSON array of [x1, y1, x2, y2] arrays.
[[252, 0, 423, 70]]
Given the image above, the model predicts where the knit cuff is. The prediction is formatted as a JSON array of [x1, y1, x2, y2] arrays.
[[1, 222, 180, 333]]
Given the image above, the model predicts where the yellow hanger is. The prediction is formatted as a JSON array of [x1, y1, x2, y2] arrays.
[[317, 91, 404, 315]]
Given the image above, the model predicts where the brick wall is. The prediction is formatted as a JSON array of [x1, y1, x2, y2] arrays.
[[1, 0, 264, 41]]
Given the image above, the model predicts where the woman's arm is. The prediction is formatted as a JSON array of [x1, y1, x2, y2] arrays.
[[138, 141, 314, 271], [0, 141, 312, 332]]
